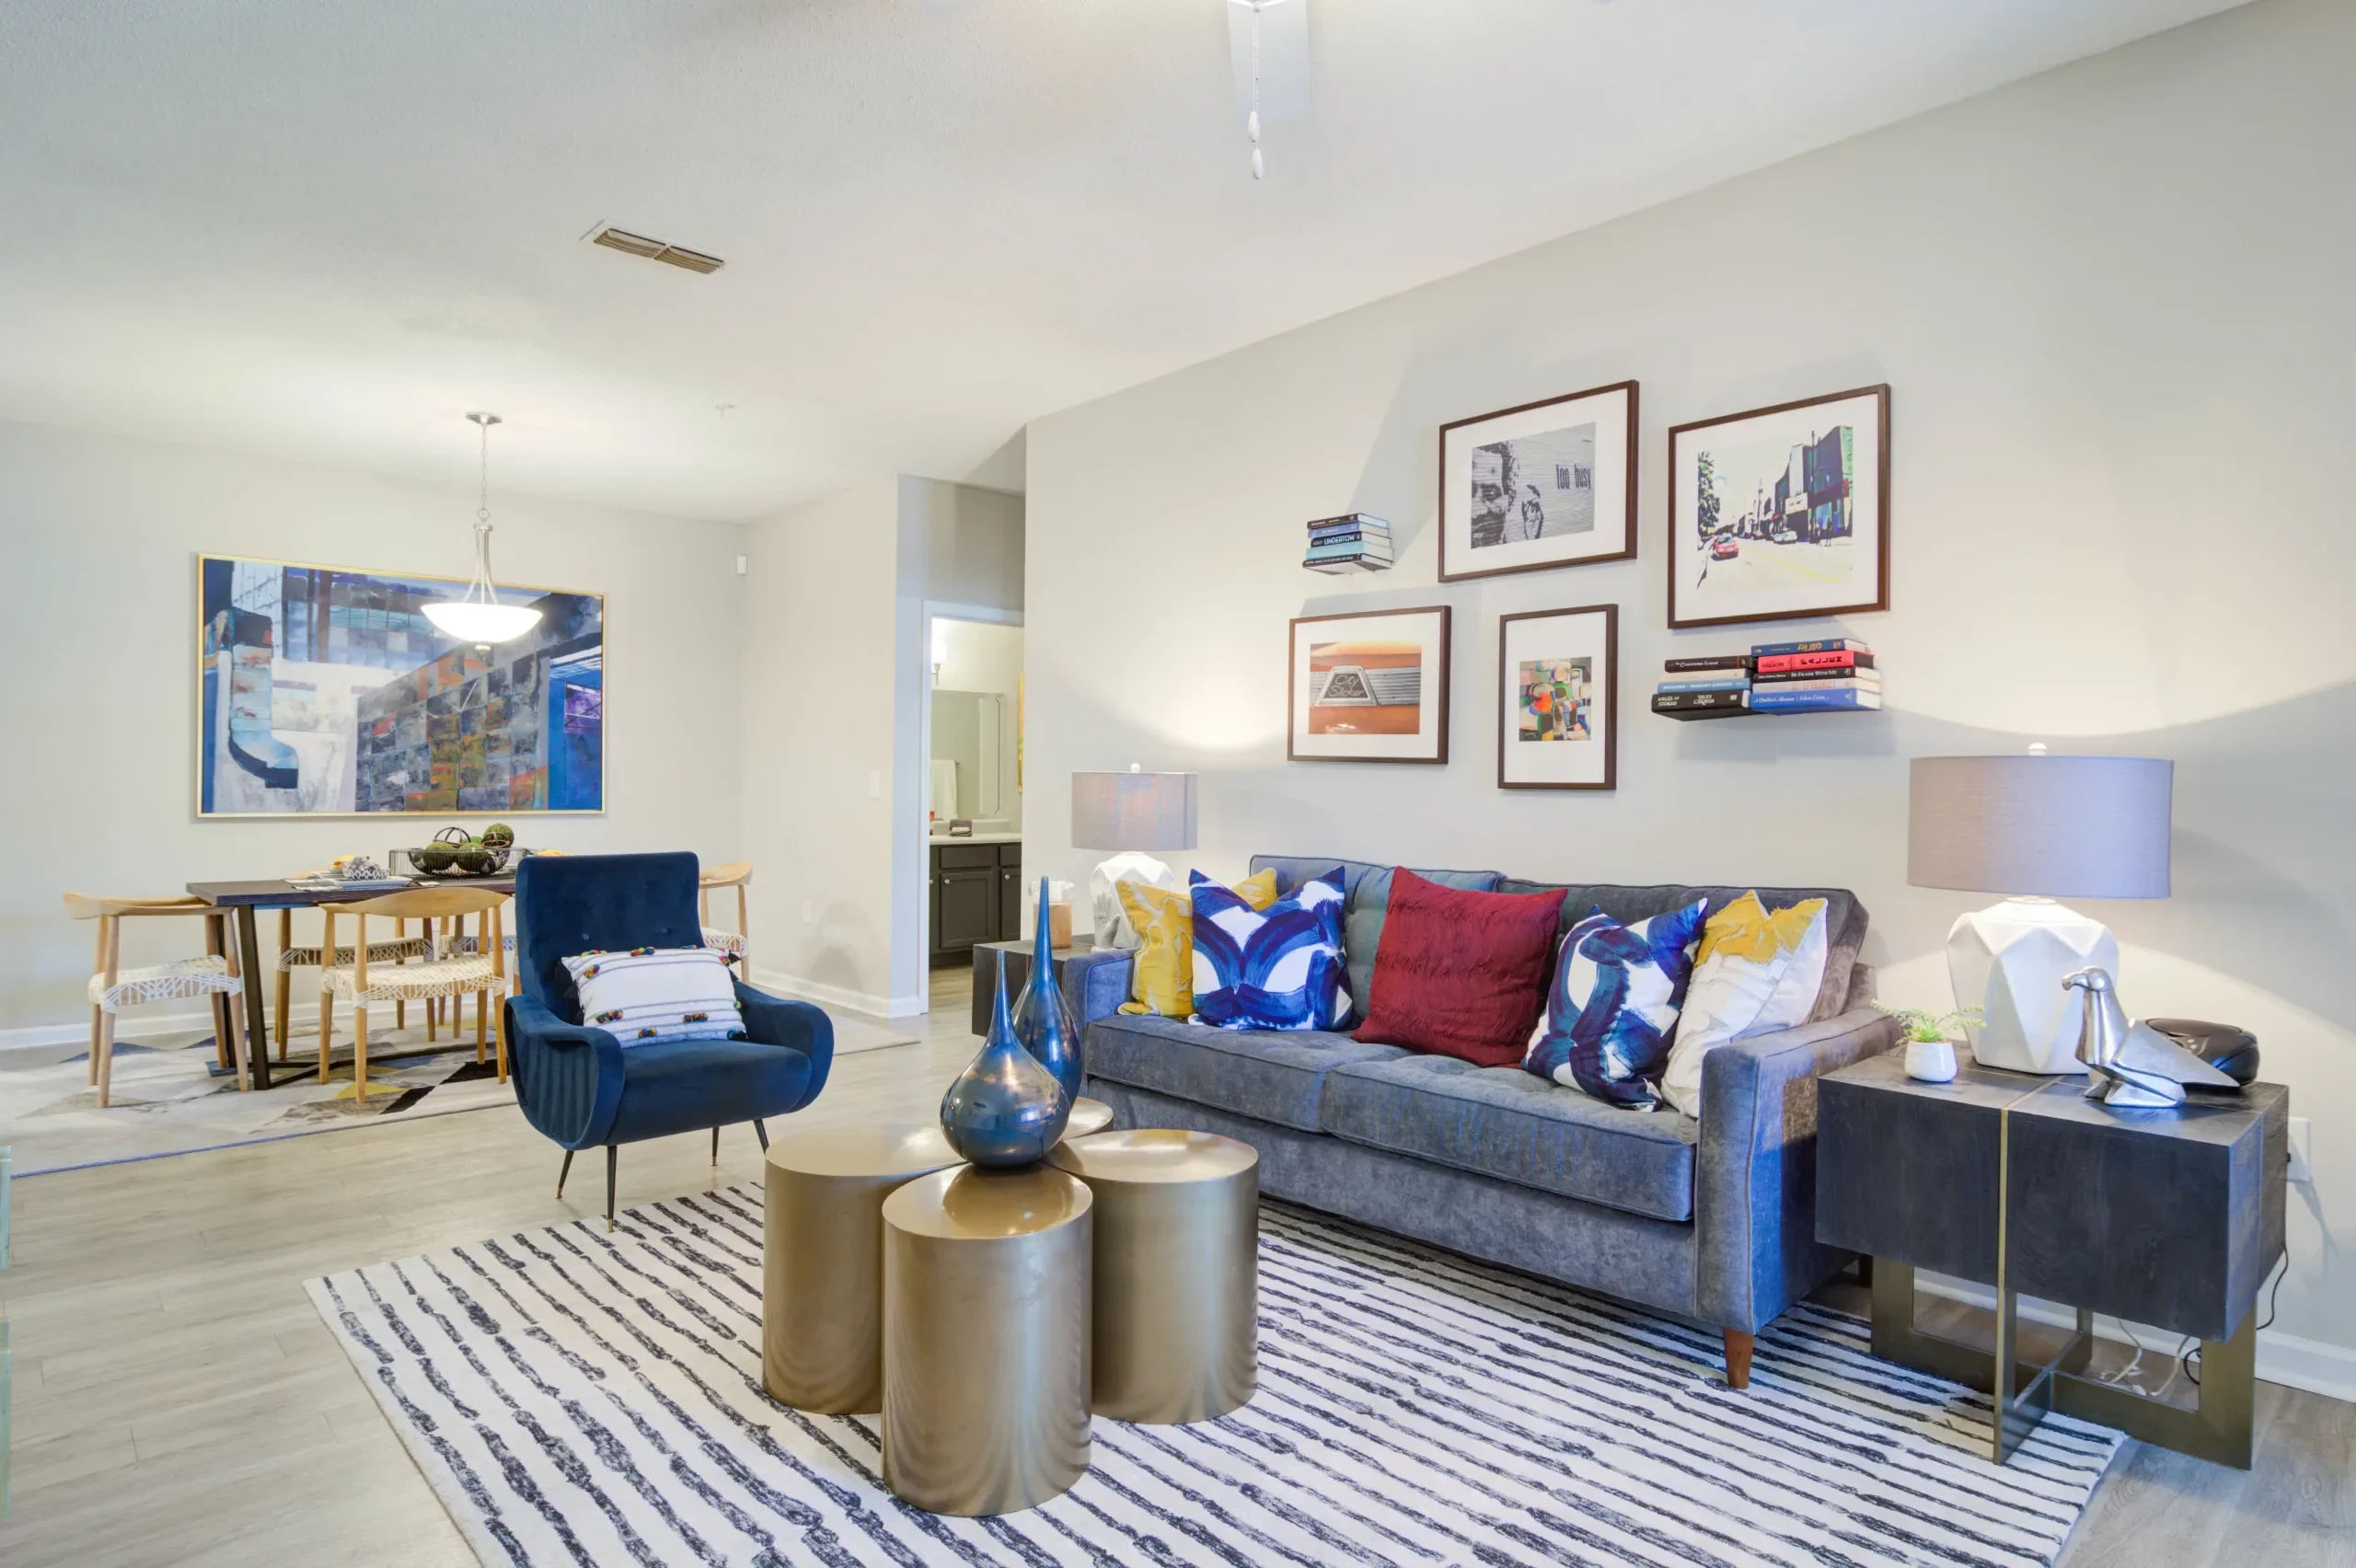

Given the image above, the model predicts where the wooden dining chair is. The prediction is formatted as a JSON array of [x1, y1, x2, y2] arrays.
[[314, 887, 508, 1103], [699, 860, 753, 968], [62, 894, 249, 1108], [272, 910, 434, 1062]]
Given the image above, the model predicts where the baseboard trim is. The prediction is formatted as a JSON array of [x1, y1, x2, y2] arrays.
[[746, 968, 930, 1022], [1916, 1271, 2356, 1406]]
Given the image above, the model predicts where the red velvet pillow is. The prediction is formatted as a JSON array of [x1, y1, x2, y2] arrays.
[[1351, 869, 1565, 1066]]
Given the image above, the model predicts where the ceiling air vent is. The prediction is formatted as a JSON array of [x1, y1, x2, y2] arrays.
[[587, 225, 725, 275]]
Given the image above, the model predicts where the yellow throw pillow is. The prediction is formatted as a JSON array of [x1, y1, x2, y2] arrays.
[[1659, 892, 1829, 1117], [1117, 869, 1280, 1018]]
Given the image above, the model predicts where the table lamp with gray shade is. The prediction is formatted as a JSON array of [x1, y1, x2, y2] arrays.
[[1071, 767, 1198, 948], [1908, 749, 2172, 1074]]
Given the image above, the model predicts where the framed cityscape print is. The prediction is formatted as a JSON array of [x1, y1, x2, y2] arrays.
[[1288, 605, 1451, 764], [196, 553, 605, 816], [1667, 384, 1890, 629], [1438, 380, 1637, 582], [1498, 605, 1617, 790]]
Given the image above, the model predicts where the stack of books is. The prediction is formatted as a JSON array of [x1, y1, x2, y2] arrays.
[[1304, 513, 1393, 574], [1749, 638, 1880, 712], [1652, 655, 1752, 719]]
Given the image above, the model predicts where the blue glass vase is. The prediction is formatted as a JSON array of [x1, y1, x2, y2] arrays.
[[1011, 876, 1084, 1107], [941, 963, 1070, 1168]]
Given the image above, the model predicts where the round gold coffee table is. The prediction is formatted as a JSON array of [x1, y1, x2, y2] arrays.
[[762, 1124, 963, 1413], [1050, 1129, 1258, 1424], [1064, 1095, 1114, 1141], [881, 1164, 1093, 1516]]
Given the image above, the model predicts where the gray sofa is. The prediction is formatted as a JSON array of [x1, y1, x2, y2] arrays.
[[1060, 854, 1901, 1388]]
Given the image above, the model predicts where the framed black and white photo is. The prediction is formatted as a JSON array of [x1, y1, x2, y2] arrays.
[[1439, 381, 1637, 582], [1498, 605, 1616, 790], [1288, 605, 1451, 764], [1667, 385, 1890, 629]]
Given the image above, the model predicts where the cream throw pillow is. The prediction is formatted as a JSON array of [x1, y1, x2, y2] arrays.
[[1658, 894, 1828, 1118], [1116, 870, 1280, 1018]]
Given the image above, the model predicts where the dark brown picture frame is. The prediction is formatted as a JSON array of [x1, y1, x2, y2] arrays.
[[1497, 604, 1618, 791], [1287, 605, 1452, 765], [1438, 380, 1640, 582], [1665, 384, 1891, 630]]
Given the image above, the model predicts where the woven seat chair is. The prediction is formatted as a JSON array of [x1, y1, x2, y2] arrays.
[[314, 887, 509, 1102], [271, 910, 435, 1062], [699, 860, 752, 966], [64, 894, 250, 1107]]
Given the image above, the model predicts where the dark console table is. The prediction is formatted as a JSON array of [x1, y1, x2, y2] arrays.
[[969, 937, 1100, 1038], [1818, 1050, 2287, 1468]]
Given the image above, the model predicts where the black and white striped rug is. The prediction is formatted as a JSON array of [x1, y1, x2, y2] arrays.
[[310, 1185, 2120, 1568]]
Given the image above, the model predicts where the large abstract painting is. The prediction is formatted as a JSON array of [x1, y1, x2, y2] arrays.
[[197, 554, 604, 816]]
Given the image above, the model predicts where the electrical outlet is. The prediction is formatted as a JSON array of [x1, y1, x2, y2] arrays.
[[2287, 1117, 2313, 1182]]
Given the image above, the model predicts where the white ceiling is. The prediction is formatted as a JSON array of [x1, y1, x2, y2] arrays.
[[0, 0, 2241, 521]]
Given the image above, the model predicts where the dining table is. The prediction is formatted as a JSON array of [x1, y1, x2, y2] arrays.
[[185, 877, 516, 1091]]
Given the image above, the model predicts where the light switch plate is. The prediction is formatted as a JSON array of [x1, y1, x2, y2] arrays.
[[2287, 1116, 2313, 1182]]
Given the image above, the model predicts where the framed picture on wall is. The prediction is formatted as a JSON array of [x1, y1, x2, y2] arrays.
[[195, 552, 606, 817], [1667, 384, 1890, 629], [1498, 605, 1617, 790], [1288, 605, 1451, 764], [1438, 380, 1637, 582]]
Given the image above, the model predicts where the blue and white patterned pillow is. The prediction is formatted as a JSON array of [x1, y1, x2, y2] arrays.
[[1523, 899, 1709, 1108], [561, 945, 746, 1045], [1189, 867, 1351, 1032]]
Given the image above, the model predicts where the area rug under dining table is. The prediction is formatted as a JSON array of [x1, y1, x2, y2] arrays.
[[0, 1009, 918, 1175], [310, 1187, 2122, 1568]]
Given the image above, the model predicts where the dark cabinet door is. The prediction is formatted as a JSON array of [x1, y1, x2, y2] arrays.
[[999, 863, 1022, 942], [934, 866, 999, 958]]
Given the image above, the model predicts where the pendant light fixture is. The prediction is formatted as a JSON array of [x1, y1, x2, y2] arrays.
[[423, 412, 542, 648]]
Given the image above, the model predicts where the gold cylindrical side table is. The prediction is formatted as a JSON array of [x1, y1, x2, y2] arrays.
[[882, 1165, 1093, 1516], [763, 1124, 963, 1414], [1050, 1129, 1258, 1424], [1063, 1096, 1114, 1142]]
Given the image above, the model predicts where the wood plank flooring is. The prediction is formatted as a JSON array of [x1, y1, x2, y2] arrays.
[[1, 966, 2346, 1567]]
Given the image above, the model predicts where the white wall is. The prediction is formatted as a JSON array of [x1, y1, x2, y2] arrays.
[[1023, 0, 2356, 1391], [739, 481, 901, 1012], [0, 420, 745, 1035], [741, 476, 1022, 1016]]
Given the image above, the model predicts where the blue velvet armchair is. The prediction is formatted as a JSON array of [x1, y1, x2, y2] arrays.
[[504, 851, 833, 1227]]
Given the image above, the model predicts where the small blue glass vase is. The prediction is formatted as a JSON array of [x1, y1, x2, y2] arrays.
[[941, 963, 1070, 1168], [1011, 876, 1084, 1107]]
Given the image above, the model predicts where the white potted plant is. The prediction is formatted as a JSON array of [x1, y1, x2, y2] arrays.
[[1875, 1003, 1985, 1082]]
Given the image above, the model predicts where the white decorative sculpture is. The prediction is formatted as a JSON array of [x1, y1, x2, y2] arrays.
[[1947, 900, 2118, 1074]]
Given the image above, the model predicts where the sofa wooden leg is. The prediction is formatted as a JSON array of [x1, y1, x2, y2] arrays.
[[557, 1149, 574, 1200], [1723, 1329, 1755, 1389], [606, 1145, 618, 1233]]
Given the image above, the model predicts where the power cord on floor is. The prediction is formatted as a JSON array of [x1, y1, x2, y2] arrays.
[[2182, 1253, 2285, 1389]]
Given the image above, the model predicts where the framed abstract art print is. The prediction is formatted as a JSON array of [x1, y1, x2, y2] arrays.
[[1498, 605, 1617, 790]]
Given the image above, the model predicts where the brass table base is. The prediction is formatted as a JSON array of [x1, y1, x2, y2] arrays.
[[1869, 1260, 2258, 1469], [882, 1166, 1093, 1516], [1053, 1129, 1259, 1424]]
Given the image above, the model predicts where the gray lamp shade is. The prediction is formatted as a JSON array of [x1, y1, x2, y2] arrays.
[[1908, 755, 2172, 899], [1071, 770, 1198, 853]]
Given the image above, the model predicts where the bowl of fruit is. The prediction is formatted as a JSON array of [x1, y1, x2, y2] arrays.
[[398, 824, 515, 879]]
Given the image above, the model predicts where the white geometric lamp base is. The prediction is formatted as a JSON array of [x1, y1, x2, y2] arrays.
[[1946, 897, 2119, 1075], [1090, 852, 1175, 949]]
